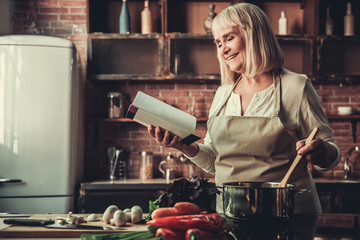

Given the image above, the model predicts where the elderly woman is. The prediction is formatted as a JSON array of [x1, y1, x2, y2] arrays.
[[148, 3, 340, 214]]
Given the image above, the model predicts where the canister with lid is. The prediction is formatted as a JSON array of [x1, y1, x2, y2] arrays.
[[107, 92, 125, 118], [139, 151, 153, 180]]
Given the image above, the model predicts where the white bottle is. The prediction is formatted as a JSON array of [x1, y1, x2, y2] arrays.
[[344, 2, 354, 36], [141, 0, 152, 34], [278, 11, 288, 35], [325, 6, 333, 35]]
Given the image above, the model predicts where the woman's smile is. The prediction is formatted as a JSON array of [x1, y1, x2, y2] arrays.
[[227, 52, 239, 61]]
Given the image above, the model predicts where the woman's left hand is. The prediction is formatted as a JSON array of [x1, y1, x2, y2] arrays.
[[296, 138, 335, 168]]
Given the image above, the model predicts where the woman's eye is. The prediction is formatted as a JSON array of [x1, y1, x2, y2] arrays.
[[216, 43, 222, 48], [228, 36, 234, 41]]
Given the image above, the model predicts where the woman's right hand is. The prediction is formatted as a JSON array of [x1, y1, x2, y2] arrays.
[[147, 125, 200, 157], [148, 125, 181, 148]]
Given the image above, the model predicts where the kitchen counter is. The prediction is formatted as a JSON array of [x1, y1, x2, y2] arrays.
[[78, 179, 173, 213], [79, 178, 360, 213], [0, 214, 148, 239], [80, 178, 173, 191], [1, 213, 360, 239], [81, 177, 360, 187]]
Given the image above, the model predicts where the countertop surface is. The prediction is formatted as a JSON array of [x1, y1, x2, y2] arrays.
[[1, 213, 360, 239], [0, 214, 148, 239], [80, 177, 360, 190]]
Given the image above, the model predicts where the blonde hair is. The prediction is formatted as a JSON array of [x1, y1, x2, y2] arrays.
[[212, 3, 284, 85]]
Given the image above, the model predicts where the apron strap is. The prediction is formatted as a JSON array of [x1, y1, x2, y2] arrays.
[[274, 71, 281, 117], [214, 76, 242, 117]]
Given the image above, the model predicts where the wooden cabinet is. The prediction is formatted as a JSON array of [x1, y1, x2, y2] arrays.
[[87, 0, 322, 82], [87, 0, 359, 83], [315, 180, 360, 213], [78, 179, 171, 213], [88, 34, 164, 80], [316, 0, 360, 84], [317, 36, 360, 83]]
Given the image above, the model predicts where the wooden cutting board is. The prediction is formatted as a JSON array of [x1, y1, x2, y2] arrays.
[[0, 214, 149, 238]]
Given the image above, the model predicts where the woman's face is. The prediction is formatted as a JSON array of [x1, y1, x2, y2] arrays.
[[214, 26, 246, 73]]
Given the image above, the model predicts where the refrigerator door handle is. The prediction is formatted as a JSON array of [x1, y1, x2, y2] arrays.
[[0, 179, 22, 184]]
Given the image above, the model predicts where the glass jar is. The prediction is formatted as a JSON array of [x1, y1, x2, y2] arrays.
[[159, 152, 180, 181], [139, 151, 153, 180], [107, 92, 125, 118]]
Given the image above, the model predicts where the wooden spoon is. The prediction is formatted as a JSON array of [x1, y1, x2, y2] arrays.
[[278, 127, 319, 188]]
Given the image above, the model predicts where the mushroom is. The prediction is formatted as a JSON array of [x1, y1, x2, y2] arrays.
[[86, 213, 98, 222], [110, 218, 115, 226], [130, 205, 143, 224], [113, 210, 127, 227], [123, 208, 131, 213], [123, 208, 131, 222], [102, 205, 119, 224]]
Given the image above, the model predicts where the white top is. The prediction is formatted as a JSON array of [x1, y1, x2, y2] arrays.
[[224, 83, 275, 117]]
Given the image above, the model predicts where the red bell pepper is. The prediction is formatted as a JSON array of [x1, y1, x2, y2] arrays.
[[155, 227, 184, 240], [185, 228, 227, 240], [146, 213, 223, 232]]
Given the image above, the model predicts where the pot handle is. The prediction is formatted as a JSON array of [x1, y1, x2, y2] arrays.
[[295, 188, 312, 194]]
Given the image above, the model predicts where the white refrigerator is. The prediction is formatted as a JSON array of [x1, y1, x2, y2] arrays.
[[0, 35, 84, 214]]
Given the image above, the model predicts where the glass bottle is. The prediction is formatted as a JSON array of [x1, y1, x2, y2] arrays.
[[278, 11, 287, 35], [344, 2, 354, 36], [119, 0, 130, 34], [325, 6, 333, 36], [141, 0, 152, 34], [203, 4, 216, 34], [174, 54, 180, 74]]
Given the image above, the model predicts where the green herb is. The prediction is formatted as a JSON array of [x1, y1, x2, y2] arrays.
[[81, 230, 155, 240], [143, 198, 160, 221], [147, 224, 159, 234]]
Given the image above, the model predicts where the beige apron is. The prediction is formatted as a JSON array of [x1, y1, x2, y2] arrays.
[[208, 74, 321, 214]]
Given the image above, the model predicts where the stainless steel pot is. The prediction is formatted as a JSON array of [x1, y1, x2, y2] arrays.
[[223, 182, 294, 220]]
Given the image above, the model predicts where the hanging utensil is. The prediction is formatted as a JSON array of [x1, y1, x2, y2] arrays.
[[107, 146, 116, 179], [278, 127, 319, 188]]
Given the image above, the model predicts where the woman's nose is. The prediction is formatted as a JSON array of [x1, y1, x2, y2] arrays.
[[221, 44, 230, 58]]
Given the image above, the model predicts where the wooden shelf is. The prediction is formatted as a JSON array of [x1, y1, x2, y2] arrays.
[[327, 114, 360, 120], [327, 114, 360, 143], [318, 75, 360, 85], [166, 33, 214, 39], [88, 74, 165, 81], [89, 117, 209, 123], [88, 33, 162, 39], [90, 115, 359, 124], [165, 74, 220, 81]]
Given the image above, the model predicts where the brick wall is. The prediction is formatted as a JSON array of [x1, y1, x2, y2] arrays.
[[10, 0, 360, 182], [11, 0, 87, 61]]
